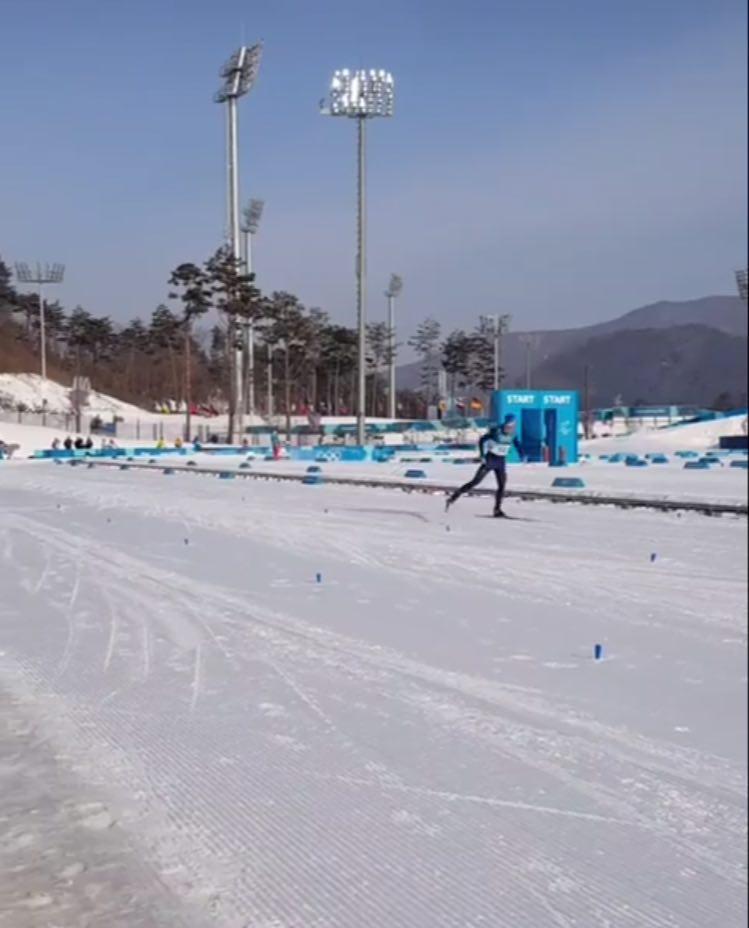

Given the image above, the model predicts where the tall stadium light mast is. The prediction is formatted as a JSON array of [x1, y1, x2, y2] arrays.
[[736, 268, 748, 302], [384, 273, 403, 419], [241, 198, 264, 419], [14, 262, 65, 380], [322, 68, 395, 445], [215, 43, 262, 437]]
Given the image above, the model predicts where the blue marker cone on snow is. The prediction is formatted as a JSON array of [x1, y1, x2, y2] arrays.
[[650, 552, 657, 563], [594, 643, 603, 660], [316, 572, 322, 584]]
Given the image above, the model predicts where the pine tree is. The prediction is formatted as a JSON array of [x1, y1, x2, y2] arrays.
[[169, 262, 212, 439], [408, 318, 442, 414]]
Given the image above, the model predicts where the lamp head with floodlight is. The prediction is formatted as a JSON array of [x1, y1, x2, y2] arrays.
[[14, 261, 65, 285], [736, 268, 748, 302], [385, 274, 403, 298], [241, 198, 265, 235], [215, 43, 263, 102], [322, 68, 394, 119]]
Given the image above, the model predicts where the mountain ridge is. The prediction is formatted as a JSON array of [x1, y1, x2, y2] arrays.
[[397, 295, 747, 406]]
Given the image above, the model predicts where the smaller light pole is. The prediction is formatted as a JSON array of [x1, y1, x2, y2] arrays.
[[14, 262, 65, 380], [266, 342, 274, 419], [482, 314, 511, 390], [736, 268, 748, 302], [519, 334, 537, 389], [384, 273, 403, 419], [241, 198, 264, 420]]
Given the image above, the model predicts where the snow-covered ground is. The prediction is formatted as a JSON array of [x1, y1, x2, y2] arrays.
[[0, 421, 64, 456], [193, 454, 748, 508], [0, 463, 746, 926]]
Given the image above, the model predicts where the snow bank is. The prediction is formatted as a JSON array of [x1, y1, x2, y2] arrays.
[[582, 413, 747, 455], [0, 373, 149, 418]]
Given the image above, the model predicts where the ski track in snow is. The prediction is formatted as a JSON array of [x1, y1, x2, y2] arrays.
[[0, 465, 746, 927]]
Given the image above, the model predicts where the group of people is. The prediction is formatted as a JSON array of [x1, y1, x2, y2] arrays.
[[51, 436, 119, 452], [51, 436, 95, 451]]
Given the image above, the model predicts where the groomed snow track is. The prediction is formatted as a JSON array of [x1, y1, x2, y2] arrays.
[[87, 459, 749, 517]]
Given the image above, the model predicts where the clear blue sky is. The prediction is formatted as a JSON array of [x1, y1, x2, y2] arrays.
[[1, 0, 746, 341]]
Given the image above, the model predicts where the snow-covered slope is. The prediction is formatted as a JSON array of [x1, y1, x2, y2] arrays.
[[0, 373, 150, 418]]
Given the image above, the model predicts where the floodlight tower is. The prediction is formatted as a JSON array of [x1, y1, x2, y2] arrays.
[[215, 43, 262, 436], [384, 273, 403, 419], [14, 262, 65, 380], [736, 268, 748, 302], [322, 68, 395, 445], [240, 198, 264, 419]]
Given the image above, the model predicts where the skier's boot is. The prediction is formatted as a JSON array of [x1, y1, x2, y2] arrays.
[[493, 507, 506, 518]]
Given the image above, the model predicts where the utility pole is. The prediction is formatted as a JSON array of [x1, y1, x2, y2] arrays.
[[488, 314, 511, 390], [583, 363, 591, 439], [14, 262, 65, 380], [520, 334, 537, 390]]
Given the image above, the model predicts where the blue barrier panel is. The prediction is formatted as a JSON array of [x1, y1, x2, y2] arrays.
[[218, 472, 235, 480], [307, 465, 322, 474], [404, 469, 427, 479], [675, 450, 699, 458], [163, 468, 175, 475], [730, 460, 748, 469], [684, 461, 709, 470], [626, 456, 648, 467], [302, 474, 324, 485], [699, 457, 722, 466], [608, 454, 626, 463], [598, 454, 610, 460], [647, 454, 669, 464], [552, 477, 586, 488]]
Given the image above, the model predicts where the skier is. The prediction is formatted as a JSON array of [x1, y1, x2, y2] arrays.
[[445, 414, 524, 517]]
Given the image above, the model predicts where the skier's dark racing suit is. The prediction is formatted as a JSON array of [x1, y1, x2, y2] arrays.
[[446, 422, 523, 517]]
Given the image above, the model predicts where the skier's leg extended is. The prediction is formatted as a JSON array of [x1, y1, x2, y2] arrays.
[[446, 463, 489, 509], [493, 461, 507, 516]]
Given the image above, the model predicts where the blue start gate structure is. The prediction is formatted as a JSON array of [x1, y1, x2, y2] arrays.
[[490, 389, 579, 465]]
